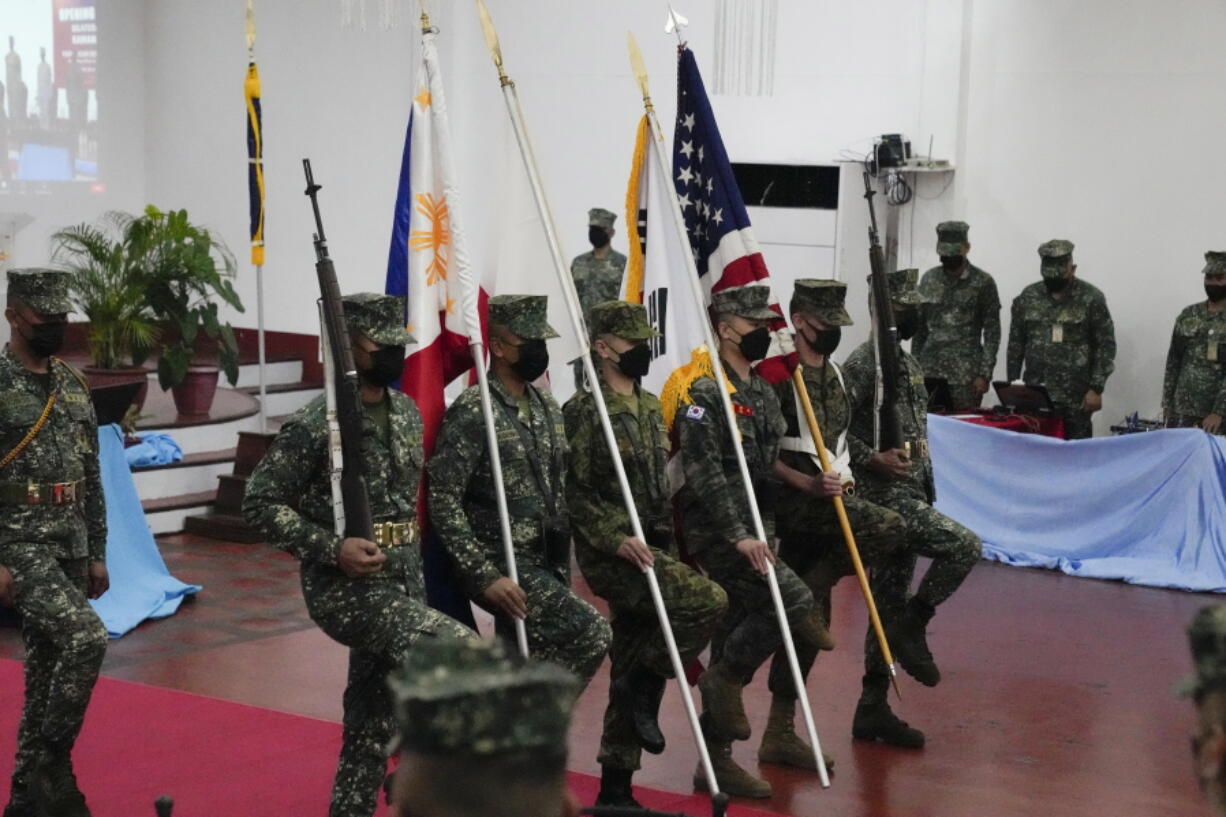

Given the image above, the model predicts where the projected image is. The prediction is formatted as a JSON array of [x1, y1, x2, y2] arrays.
[[2, 0, 98, 188]]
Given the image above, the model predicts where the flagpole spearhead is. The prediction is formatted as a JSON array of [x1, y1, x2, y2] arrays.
[[419, 0, 432, 33], [475, 0, 511, 86], [626, 31, 654, 113], [245, 0, 256, 59]]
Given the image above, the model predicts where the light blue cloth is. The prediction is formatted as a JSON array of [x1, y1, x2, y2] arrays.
[[929, 415, 1226, 593], [124, 432, 183, 467], [90, 424, 201, 637]]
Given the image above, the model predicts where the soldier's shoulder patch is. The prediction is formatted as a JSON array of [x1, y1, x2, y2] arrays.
[[684, 405, 706, 421]]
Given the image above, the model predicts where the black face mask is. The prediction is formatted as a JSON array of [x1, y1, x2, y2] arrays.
[[613, 342, 651, 379], [894, 310, 919, 341], [18, 316, 67, 358], [939, 255, 964, 272], [1206, 283, 1226, 304], [736, 326, 772, 361], [360, 345, 405, 387], [589, 226, 610, 249], [510, 338, 550, 382], [1043, 276, 1070, 295], [801, 325, 842, 356]]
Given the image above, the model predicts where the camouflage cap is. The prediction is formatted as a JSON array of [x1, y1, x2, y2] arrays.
[[388, 636, 580, 756], [1202, 251, 1226, 277], [489, 294, 559, 340], [711, 285, 778, 321], [887, 269, 923, 305], [935, 221, 970, 255], [588, 208, 617, 231], [791, 279, 852, 327], [1038, 239, 1075, 278], [1178, 606, 1226, 698], [589, 300, 659, 341], [342, 292, 415, 346], [6, 268, 71, 315]]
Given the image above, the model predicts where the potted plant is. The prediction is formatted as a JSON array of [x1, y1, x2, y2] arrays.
[[52, 211, 160, 409], [138, 206, 244, 416]]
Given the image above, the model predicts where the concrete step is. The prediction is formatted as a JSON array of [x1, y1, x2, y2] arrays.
[[184, 512, 266, 544], [130, 448, 235, 502], [236, 359, 304, 389], [240, 382, 322, 419], [142, 490, 216, 535]]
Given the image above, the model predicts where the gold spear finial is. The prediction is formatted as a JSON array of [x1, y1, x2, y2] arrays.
[[475, 0, 511, 86], [419, 0, 431, 32], [626, 31, 654, 113], [245, 0, 256, 59]]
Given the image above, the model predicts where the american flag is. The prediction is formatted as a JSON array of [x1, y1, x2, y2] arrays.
[[672, 46, 793, 383]]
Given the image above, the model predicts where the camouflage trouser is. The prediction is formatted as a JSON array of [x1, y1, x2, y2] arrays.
[[857, 494, 981, 675], [493, 565, 611, 686], [948, 380, 985, 412], [696, 543, 814, 700], [309, 573, 474, 817], [1058, 406, 1094, 440], [5, 547, 107, 794], [581, 550, 727, 770], [768, 495, 909, 700]]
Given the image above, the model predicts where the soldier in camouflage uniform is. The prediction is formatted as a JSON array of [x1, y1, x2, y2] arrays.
[[570, 208, 628, 390], [766, 280, 912, 767], [1006, 240, 1116, 440], [563, 300, 727, 807], [387, 636, 581, 817], [676, 284, 818, 799], [428, 294, 611, 685], [1162, 251, 1226, 434], [1182, 606, 1226, 816], [0, 269, 110, 817], [843, 269, 982, 748], [913, 221, 1002, 410], [243, 293, 473, 817]]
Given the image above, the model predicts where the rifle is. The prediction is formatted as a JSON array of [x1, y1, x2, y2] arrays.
[[303, 159, 375, 542], [863, 171, 904, 452]]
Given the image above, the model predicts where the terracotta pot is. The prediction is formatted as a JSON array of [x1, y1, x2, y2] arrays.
[[82, 365, 152, 412], [171, 365, 220, 416]]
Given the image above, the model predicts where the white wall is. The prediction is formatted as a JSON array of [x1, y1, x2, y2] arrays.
[[1, 0, 147, 340], [958, 0, 1226, 427]]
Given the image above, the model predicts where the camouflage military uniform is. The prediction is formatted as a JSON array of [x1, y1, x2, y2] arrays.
[[428, 295, 611, 684], [243, 293, 472, 817], [388, 637, 579, 817], [844, 271, 981, 686], [571, 209, 628, 388], [1, 270, 109, 814], [1007, 240, 1116, 440], [768, 282, 910, 705], [1163, 253, 1226, 432], [913, 224, 1001, 410], [564, 302, 726, 774]]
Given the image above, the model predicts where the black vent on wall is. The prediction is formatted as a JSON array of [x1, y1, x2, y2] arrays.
[[731, 164, 839, 210]]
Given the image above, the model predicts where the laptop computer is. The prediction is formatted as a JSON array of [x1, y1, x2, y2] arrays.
[[91, 381, 144, 427], [992, 381, 1055, 415], [924, 377, 953, 413]]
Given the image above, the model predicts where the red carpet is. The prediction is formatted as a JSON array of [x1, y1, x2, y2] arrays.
[[0, 660, 785, 817]]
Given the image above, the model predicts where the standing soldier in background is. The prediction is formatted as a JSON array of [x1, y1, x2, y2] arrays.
[[1007, 240, 1116, 439], [766, 280, 911, 765], [570, 208, 627, 389], [429, 294, 611, 685], [677, 285, 818, 799], [244, 293, 473, 817], [843, 269, 982, 748], [1, 269, 110, 817], [913, 221, 1001, 410], [1163, 251, 1226, 434], [564, 300, 727, 808]]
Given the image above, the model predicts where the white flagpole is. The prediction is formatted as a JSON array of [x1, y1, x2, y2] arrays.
[[628, 32, 830, 788], [420, 5, 527, 656], [474, 0, 720, 799], [257, 265, 268, 431]]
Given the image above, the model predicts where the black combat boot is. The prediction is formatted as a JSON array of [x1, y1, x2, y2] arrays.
[[612, 667, 667, 754], [34, 748, 91, 817], [595, 766, 641, 808], [852, 674, 925, 749], [2, 784, 37, 817], [886, 597, 940, 687]]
